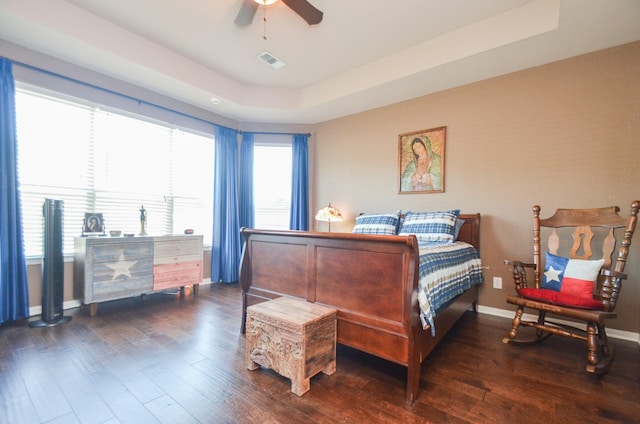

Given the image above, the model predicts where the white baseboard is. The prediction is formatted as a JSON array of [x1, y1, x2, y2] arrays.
[[478, 305, 640, 344], [28, 278, 213, 318], [29, 299, 81, 317]]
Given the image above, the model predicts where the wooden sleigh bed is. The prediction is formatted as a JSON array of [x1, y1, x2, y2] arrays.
[[239, 213, 481, 405]]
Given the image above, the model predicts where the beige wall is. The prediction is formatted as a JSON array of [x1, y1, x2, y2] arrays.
[[311, 42, 640, 333]]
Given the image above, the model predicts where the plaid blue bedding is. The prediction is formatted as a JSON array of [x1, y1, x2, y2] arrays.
[[417, 241, 484, 336]]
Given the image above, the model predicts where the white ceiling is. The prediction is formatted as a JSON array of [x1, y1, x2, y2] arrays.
[[1, 0, 639, 124]]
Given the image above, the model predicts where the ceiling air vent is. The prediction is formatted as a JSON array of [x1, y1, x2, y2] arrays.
[[258, 51, 286, 69]]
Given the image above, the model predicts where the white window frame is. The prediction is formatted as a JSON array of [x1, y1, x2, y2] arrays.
[[253, 135, 292, 230]]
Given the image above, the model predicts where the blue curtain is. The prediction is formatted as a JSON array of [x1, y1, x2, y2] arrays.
[[289, 134, 309, 230], [211, 125, 241, 283], [238, 132, 254, 229], [0, 58, 30, 324]]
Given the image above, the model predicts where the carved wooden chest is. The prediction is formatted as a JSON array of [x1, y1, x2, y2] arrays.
[[246, 297, 337, 396]]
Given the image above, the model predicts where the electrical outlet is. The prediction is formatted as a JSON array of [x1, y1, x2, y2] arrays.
[[493, 276, 502, 289]]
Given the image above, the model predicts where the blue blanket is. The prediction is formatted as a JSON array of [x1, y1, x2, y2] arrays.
[[417, 241, 484, 336]]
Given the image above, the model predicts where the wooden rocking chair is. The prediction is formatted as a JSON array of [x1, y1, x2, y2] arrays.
[[503, 201, 639, 374]]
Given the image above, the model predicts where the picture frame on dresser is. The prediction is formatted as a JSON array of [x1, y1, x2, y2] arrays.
[[82, 212, 105, 236]]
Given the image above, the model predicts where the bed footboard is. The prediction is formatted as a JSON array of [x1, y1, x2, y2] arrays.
[[239, 213, 480, 405]]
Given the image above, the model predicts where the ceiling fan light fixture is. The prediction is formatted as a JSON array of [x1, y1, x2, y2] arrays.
[[236, 0, 323, 27]]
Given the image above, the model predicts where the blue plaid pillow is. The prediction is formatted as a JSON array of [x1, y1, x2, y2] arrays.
[[399, 210, 460, 243], [353, 211, 401, 235]]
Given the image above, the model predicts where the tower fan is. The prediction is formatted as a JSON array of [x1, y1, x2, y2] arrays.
[[29, 199, 71, 327]]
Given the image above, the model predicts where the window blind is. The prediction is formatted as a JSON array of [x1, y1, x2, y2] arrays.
[[15, 89, 214, 257]]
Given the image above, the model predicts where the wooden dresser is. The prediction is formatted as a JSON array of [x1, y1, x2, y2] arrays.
[[74, 235, 203, 316]]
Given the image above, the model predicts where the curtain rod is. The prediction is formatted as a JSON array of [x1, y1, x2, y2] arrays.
[[8, 58, 238, 134], [240, 131, 311, 137]]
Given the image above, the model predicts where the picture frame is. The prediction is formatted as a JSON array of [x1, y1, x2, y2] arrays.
[[83, 213, 104, 236], [398, 126, 446, 194]]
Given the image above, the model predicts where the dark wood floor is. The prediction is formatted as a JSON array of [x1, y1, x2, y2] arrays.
[[1, 283, 639, 424]]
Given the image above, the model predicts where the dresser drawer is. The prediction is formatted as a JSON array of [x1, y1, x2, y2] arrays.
[[92, 240, 153, 263], [91, 271, 153, 301], [153, 260, 202, 291], [92, 257, 154, 284], [154, 237, 203, 264]]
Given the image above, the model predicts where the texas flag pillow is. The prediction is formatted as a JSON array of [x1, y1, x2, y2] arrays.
[[540, 252, 604, 299]]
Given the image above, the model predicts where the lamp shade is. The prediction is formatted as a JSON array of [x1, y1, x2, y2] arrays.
[[315, 203, 343, 223]]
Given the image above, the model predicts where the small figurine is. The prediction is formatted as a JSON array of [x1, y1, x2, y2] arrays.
[[139, 205, 147, 235]]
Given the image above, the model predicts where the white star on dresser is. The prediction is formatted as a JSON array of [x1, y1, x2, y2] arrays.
[[106, 251, 137, 280]]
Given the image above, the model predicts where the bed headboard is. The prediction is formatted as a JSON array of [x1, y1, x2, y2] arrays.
[[457, 213, 481, 251]]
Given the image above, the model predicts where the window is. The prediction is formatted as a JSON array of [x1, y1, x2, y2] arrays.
[[15, 89, 214, 257], [253, 139, 292, 230]]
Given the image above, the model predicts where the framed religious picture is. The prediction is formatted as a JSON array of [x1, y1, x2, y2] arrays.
[[398, 126, 446, 194], [83, 213, 104, 236]]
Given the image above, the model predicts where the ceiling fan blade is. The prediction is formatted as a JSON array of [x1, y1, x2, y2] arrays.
[[234, 0, 258, 26], [281, 0, 323, 25]]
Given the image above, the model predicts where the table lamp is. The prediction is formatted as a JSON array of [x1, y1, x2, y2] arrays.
[[315, 203, 343, 232]]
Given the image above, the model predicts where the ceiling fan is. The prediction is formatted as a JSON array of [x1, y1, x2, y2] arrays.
[[234, 0, 323, 26]]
